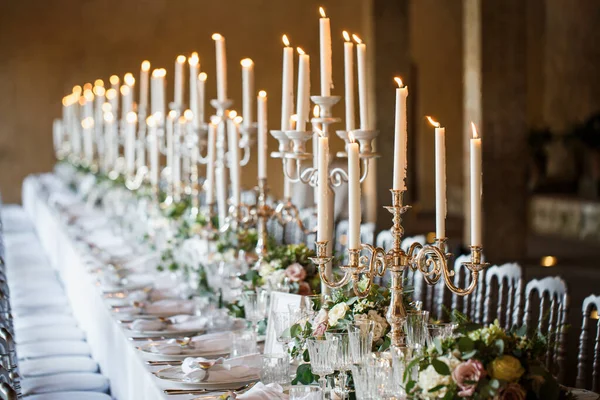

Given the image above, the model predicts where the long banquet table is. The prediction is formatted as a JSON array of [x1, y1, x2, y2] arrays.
[[21, 174, 211, 400]]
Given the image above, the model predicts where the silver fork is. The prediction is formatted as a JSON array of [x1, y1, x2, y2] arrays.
[[163, 382, 255, 396]]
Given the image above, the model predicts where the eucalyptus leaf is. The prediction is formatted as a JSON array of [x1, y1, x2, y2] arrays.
[[431, 359, 451, 376], [458, 336, 474, 352]]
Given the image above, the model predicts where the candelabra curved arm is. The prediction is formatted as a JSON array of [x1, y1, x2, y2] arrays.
[[359, 158, 369, 183], [125, 166, 148, 191], [239, 145, 251, 166], [329, 167, 348, 187], [310, 241, 351, 289], [273, 201, 314, 235], [349, 244, 387, 298], [298, 164, 318, 186]]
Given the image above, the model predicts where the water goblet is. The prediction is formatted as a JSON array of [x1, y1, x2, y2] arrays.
[[241, 289, 269, 332], [325, 331, 352, 399], [260, 353, 291, 387], [289, 385, 323, 400], [231, 330, 257, 357], [272, 310, 300, 355], [306, 337, 336, 396], [347, 320, 375, 364], [404, 310, 429, 352]]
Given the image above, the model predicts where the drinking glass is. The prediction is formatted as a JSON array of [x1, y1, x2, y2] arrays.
[[231, 330, 257, 357], [306, 337, 336, 395], [391, 346, 413, 397], [289, 386, 323, 400], [351, 356, 378, 400], [260, 353, 290, 387], [347, 320, 375, 364], [403, 310, 429, 352], [426, 322, 458, 346], [272, 310, 300, 355], [241, 289, 269, 332], [325, 331, 352, 399]]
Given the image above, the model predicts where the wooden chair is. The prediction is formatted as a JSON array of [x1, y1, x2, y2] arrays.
[[477, 262, 523, 328], [576, 294, 600, 393], [521, 276, 569, 382]]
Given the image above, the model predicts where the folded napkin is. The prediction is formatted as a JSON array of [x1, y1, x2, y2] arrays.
[[143, 299, 195, 316], [131, 315, 207, 332], [181, 354, 261, 383], [149, 331, 232, 355], [236, 383, 288, 399]]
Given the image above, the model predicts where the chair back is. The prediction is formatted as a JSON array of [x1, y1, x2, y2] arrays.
[[576, 294, 600, 392], [522, 276, 569, 382], [375, 229, 393, 251], [334, 220, 349, 262], [0, 382, 16, 400], [479, 262, 523, 328]]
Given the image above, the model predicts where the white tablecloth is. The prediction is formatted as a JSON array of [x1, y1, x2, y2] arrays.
[[22, 175, 206, 400]]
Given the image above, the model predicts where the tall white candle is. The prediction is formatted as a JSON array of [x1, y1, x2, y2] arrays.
[[296, 48, 310, 131], [174, 55, 186, 109], [241, 58, 254, 129], [198, 73, 207, 125], [104, 112, 115, 170], [151, 69, 166, 126], [228, 117, 241, 207], [166, 111, 176, 186], [93, 85, 105, 156], [427, 116, 446, 239], [120, 85, 131, 121], [317, 134, 330, 242], [124, 72, 135, 116], [313, 107, 320, 205], [205, 121, 217, 205], [189, 53, 200, 128], [347, 138, 361, 249], [147, 116, 159, 186], [140, 61, 150, 112], [470, 123, 482, 247], [318, 7, 332, 96], [53, 119, 63, 156], [257, 90, 268, 180], [393, 77, 408, 190], [125, 112, 137, 176], [354, 35, 368, 130], [281, 35, 294, 131], [109, 75, 120, 116], [82, 117, 94, 164], [173, 117, 183, 199], [212, 33, 228, 102], [343, 31, 355, 132]]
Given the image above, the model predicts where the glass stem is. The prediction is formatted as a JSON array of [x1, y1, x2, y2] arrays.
[[339, 370, 347, 399], [318, 376, 327, 398]]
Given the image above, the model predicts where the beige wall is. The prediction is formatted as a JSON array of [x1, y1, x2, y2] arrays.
[[0, 0, 368, 203]]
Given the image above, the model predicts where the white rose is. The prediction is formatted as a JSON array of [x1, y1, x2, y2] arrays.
[[258, 260, 274, 277], [416, 356, 460, 399], [367, 310, 388, 342], [313, 308, 329, 326], [266, 269, 286, 288], [328, 303, 349, 327], [269, 260, 283, 270]]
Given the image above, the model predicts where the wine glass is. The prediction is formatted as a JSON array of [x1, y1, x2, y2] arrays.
[[241, 289, 269, 333], [347, 320, 375, 364], [306, 337, 336, 396], [325, 331, 352, 399], [272, 310, 299, 356], [404, 310, 429, 352]]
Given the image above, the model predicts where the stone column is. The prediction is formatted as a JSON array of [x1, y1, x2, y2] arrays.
[[372, 0, 410, 232], [480, 0, 528, 262]]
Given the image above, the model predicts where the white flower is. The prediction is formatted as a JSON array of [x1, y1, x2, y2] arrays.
[[269, 259, 283, 270], [367, 310, 388, 342], [313, 308, 329, 326], [328, 303, 349, 326], [417, 356, 460, 398], [266, 269, 286, 288], [257, 260, 274, 277]]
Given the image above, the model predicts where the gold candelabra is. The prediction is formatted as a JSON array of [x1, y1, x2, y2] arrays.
[[310, 189, 488, 348]]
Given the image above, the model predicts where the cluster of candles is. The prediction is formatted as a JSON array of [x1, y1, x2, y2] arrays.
[[53, 6, 483, 248]]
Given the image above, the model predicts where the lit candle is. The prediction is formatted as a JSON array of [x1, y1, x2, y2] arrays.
[[151, 69, 166, 126], [109, 75, 120, 116], [353, 35, 368, 130], [140, 61, 151, 112], [393, 77, 408, 190], [82, 117, 94, 164], [166, 110, 176, 186], [296, 47, 310, 131], [427, 116, 446, 239], [147, 115, 159, 186], [124, 72, 135, 116], [281, 35, 294, 131], [53, 118, 63, 157], [313, 106, 320, 205], [205, 121, 217, 205], [93, 84, 105, 155], [189, 53, 200, 128], [347, 134, 361, 249], [212, 33, 228, 102], [343, 31, 355, 132], [257, 90, 268, 180], [228, 115, 242, 207], [104, 112, 115, 170], [83, 89, 94, 121], [470, 122, 482, 247], [317, 131, 330, 242], [174, 55, 186, 109], [120, 85, 131, 121], [125, 112, 137, 176], [240, 58, 255, 129], [198, 73, 207, 125], [173, 116, 183, 199], [318, 7, 332, 96]]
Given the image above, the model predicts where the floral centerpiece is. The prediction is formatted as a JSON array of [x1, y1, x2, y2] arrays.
[[406, 317, 574, 400]]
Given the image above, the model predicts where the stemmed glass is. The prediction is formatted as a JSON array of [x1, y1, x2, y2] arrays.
[[404, 310, 430, 353], [241, 288, 269, 333], [325, 331, 352, 399], [272, 310, 300, 356], [347, 320, 375, 364], [306, 337, 336, 396]]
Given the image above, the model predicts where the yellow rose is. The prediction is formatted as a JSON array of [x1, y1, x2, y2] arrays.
[[489, 355, 525, 382]]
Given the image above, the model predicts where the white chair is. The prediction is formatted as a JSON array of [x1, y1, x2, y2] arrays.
[[16, 325, 85, 344], [25, 393, 112, 400], [14, 314, 77, 331], [21, 373, 110, 396], [17, 340, 92, 360], [20, 356, 98, 377]]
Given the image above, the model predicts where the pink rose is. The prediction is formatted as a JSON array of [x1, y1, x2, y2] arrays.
[[452, 360, 486, 397], [285, 263, 307, 282], [496, 383, 526, 400], [312, 322, 327, 337], [297, 282, 312, 296]]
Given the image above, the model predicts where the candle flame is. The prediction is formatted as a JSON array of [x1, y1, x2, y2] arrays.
[[146, 115, 156, 127], [120, 85, 130, 96], [168, 110, 177, 119], [234, 116, 243, 125], [124, 73, 135, 87], [83, 89, 94, 102], [104, 112, 114, 123], [106, 88, 117, 100], [102, 103, 112, 113], [199, 72, 207, 81], [313, 105, 320, 118], [93, 86, 105, 97], [229, 110, 238, 119], [282, 34, 290, 47], [175, 55, 185, 64], [189, 52, 199, 66], [83, 83, 93, 91], [72, 85, 82, 95], [258, 90, 267, 98], [343, 31, 351, 42], [290, 114, 298, 122], [394, 77, 404, 88], [348, 131, 356, 144], [141, 60, 151, 71], [152, 68, 166, 78], [319, 6, 326, 18], [426, 116, 440, 128], [240, 58, 253, 68], [297, 47, 305, 55], [212, 33, 223, 41], [471, 122, 479, 139], [94, 79, 104, 87], [81, 117, 94, 129], [183, 109, 194, 120], [61, 96, 69, 107], [126, 112, 137, 123], [78, 96, 86, 106], [109, 75, 120, 85], [352, 34, 362, 44]]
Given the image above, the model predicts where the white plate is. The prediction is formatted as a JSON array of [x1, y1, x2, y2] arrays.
[[137, 341, 230, 360], [154, 366, 259, 389]]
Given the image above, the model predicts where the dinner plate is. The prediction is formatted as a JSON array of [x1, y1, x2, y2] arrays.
[[154, 365, 259, 389], [136, 340, 230, 360]]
